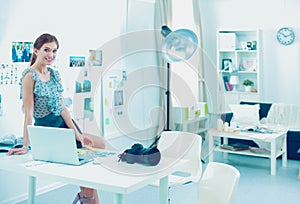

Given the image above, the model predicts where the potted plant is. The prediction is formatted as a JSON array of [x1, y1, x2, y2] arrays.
[[243, 79, 254, 92]]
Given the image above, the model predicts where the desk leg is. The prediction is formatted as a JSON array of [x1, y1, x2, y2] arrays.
[[282, 134, 287, 168], [208, 134, 214, 162], [28, 176, 36, 204], [160, 176, 168, 204], [113, 193, 124, 204], [270, 141, 276, 176], [223, 137, 228, 159], [182, 123, 188, 131]]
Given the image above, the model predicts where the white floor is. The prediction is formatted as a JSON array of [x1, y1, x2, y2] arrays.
[[17, 152, 300, 204]]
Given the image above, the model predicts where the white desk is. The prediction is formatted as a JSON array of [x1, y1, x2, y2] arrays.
[[208, 129, 287, 175], [0, 153, 187, 204]]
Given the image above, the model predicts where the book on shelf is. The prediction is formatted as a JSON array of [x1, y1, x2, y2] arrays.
[[249, 147, 270, 154], [223, 76, 232, 91], [225, 82, 233, 91], [220, 143, 250, 151]]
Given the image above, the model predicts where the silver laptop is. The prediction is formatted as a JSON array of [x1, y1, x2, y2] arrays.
[[27, 125, 92, 165]]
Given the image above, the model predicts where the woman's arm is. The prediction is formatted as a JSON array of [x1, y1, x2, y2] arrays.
[[60, 98, 93, 147], [7, 72, 34, 155]]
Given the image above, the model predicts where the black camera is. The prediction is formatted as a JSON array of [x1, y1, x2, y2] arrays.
[[118, 143, 161, 166]]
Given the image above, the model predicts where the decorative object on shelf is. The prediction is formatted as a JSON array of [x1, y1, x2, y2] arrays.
[[241, 42, 248, 50], [229, 75, 239, 91], [241, 41, 256, 50], [218, 33, 236, 51], [252, 41, 257, 50], [222, 59, 232, 71], [276, 27, 295, 46], [243, 58, 257, 71], [243, 79, 254, 92]]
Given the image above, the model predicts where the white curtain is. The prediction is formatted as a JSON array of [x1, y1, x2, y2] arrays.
[[192, 0, 206, 102]]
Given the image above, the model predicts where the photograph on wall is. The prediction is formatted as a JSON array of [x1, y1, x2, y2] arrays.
[[114, 90, 124, 107], [69, 56, 85, 67], [0, 63, 19, 85], [89, 49, 102, 66], [12, 41, 33, 62], [84, 97, 94, 120]]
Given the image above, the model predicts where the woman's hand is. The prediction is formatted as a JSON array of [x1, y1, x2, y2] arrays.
[[82, 134, 94, 147], [7, 146, 28, 156], [78, 133, 94, 147]]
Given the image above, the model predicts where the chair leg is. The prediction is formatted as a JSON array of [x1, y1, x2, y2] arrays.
[[168, 187, 171, 204]]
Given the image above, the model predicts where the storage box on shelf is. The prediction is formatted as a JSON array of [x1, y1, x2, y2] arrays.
[[217, 29, 262, 112], [172, 102, 209, 136]]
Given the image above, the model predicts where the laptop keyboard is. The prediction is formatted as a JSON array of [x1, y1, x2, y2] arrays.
[[78, 153, 92, 161]]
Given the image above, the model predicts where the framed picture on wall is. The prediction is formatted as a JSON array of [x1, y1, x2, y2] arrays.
[[222, 59, 232, 71]]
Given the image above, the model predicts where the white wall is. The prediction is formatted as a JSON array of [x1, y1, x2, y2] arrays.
[[0, 0, 125, 202], [0, 0, 124, 138], [200, 0, 300, 104]]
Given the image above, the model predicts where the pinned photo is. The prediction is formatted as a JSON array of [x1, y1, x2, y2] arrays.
[[12, 41, 33, 62], [69, 56, 85, 67]]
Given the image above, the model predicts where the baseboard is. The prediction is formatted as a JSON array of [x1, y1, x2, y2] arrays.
[[0, 182, 66, 204]]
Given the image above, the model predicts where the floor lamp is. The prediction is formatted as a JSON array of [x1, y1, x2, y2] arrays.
[[160, 25, 199, 131]]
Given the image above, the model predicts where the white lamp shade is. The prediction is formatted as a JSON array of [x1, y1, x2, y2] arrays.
[[229, 76, 239, 85]]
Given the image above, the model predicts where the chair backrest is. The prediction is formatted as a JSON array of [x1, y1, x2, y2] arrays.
[[157, 131, 202, 183], [198, 162, 240, 204]]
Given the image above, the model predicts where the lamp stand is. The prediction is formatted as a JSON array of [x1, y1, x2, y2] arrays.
[[165, 62, 171, 131]]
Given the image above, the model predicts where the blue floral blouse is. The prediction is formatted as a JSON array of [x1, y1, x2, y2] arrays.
[[20, 67, 64, 118]]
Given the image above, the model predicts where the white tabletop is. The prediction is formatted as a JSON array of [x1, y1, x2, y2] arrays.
[[209, 128, 287, 142], [0, 153, 187, 195]]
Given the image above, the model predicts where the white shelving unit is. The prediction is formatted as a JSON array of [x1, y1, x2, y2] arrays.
[[174, 115, 209, 137], [217, 29, 262, 112]]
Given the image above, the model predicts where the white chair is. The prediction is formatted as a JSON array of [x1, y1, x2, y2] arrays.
[[198, 162, 240, 204], [151, 131, 202, 187]]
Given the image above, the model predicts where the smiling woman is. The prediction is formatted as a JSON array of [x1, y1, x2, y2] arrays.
[[7, 33, 103, 204]]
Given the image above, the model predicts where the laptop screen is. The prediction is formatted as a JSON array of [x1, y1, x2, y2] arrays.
[[27, 125, 89, 165]]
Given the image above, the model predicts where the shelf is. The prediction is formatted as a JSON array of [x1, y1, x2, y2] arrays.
[[219, 70, 257, 74], [219, 50, 257, 53], [225, 91, 258, 94], [214, 146, 285, 159], [214, 146, 270, 158]]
